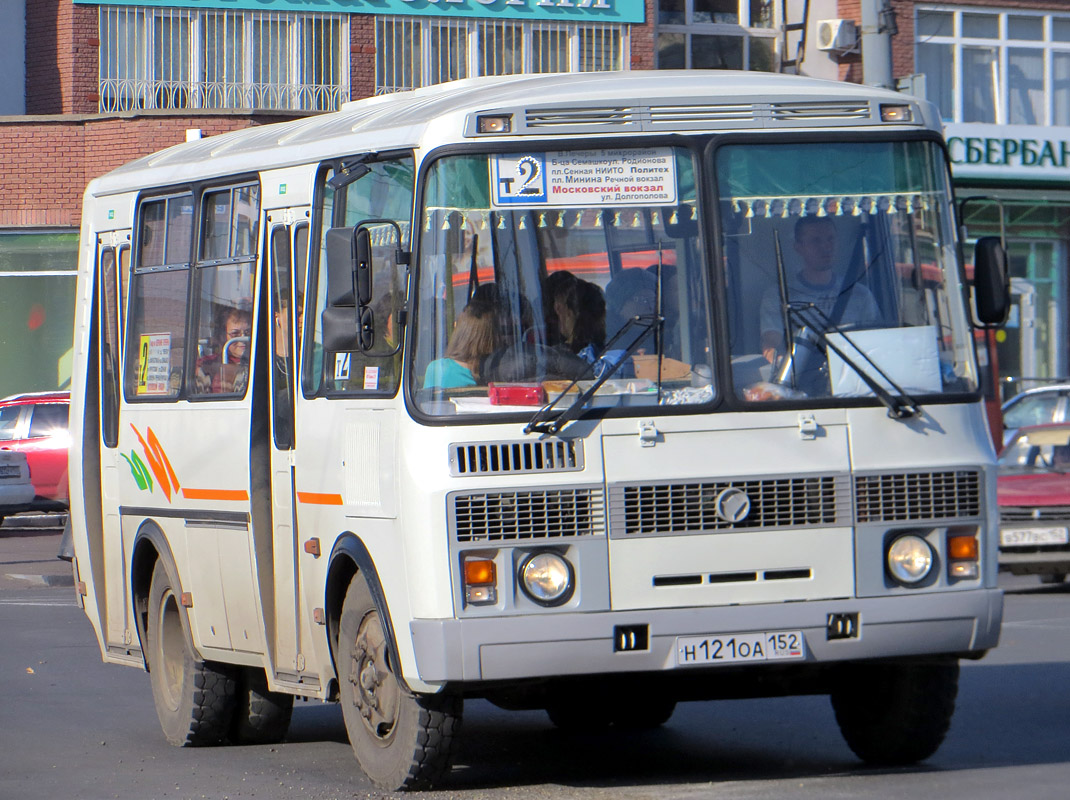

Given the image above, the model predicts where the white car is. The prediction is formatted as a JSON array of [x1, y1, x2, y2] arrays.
[[1002, 384, 1070, 446], [0, 449, 34, 525]]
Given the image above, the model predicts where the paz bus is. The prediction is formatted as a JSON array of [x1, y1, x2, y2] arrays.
[[68, 70, 1010, 790]]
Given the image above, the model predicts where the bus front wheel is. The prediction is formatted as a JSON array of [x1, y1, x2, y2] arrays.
[[147, 561, 236, 746], [337, 574, 461, 790], [830, 658, 958, 765]]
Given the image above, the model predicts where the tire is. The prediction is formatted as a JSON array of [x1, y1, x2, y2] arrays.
[[830, 658, 958, 766], [147, 561, 237, 747], [336, 574, 461, 790], [231, 667, 294, 745]]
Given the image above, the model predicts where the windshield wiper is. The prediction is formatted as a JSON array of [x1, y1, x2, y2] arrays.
[[783, 303, 921, 420], [524, 312, 663, 435]]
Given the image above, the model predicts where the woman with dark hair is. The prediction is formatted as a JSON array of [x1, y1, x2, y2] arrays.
[[195, 306, 252, 394]]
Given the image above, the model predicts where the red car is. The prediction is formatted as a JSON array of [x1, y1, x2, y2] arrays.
[[997, 422, 1070, 583], [0, 391, 70, 512]]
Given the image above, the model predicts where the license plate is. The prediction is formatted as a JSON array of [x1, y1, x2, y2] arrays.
[[1001, 527, 1070, 546], [676, 630, 805, 666], [0, 465, 19, 478]]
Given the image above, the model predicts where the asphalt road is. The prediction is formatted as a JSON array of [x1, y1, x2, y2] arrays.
[[3, 522, 1070, 800]]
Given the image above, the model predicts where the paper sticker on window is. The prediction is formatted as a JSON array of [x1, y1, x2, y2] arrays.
[[491, 148, 678, 208], [334, 353, 351, 382], [363, 366, 380, 391], [137, 333, 171, 395]]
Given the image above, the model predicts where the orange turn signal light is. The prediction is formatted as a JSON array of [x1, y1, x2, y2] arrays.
[[948, 535, 978, 560], [464, 558, 496, 586]]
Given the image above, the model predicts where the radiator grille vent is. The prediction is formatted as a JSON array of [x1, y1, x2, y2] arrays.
[[611, 475, 848, 537], [770, 100, 871, 120], [854, 470, 982, 523], [525, 107, 637, 128], [449, 439, 583, 476], [1000, 506, 1070, 523], [451, 487, 606, 543]]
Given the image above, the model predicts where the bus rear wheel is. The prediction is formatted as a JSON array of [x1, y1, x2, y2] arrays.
[[147, 561, 236, 746], [337, 575, 460, 790], [231, 667, 294, 745], [830, 658, 958, 765]]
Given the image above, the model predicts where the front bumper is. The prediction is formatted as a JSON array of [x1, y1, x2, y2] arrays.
[[409, 589, 1003, 683]]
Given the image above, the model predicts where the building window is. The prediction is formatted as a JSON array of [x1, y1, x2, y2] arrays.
[[99, 6, 349, 112], [655, 0, 777, 71], [916, 6, 1070, 125], [0, 231, 79, 397], [374, 18, 628, 93]]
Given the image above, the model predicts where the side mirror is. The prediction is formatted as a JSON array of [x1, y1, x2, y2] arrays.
[[322, 219, 408, 355], [973, 236, 1010, 326]]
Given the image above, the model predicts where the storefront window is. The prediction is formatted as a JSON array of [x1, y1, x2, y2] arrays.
[[0, 232, 79, 398]]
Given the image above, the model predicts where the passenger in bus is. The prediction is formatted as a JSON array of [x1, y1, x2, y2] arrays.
[[546, 271, 606, 363], [195, 306, 252, 394], [422, 301, 499, 390], [759, 216, 880, 365], [602, 267, 660, 378]]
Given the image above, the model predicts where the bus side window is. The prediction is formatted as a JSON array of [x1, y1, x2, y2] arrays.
[[99, 246, 120, 446], [311, 156, 413, 397], [189, 184, 258, 398], [125, 193, 193, 401]]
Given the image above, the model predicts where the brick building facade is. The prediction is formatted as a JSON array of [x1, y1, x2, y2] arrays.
[[5, 0, 1070, 399]]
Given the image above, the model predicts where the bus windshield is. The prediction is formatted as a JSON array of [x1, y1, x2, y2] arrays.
[[718, 139, 978, 404], [412, 146, 714, 418]]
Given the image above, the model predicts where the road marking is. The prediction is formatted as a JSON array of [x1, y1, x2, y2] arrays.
[[0, 598, 79, 607]]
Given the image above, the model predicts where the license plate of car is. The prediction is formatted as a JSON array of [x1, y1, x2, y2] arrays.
[[676, 630, 805, 666], [0, 465, 19, 478], [1001, 527, 1070, 546]]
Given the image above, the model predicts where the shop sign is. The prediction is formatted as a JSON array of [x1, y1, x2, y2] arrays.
[[945, 123, 1070, 182], [78, 0, 644, 23]]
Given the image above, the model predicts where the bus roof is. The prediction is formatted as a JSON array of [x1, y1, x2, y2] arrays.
[[87, 70, 936, 197]]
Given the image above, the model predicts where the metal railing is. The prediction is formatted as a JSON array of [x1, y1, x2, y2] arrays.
[[375, 17, 629, 95], [98, 6, 350, 113]]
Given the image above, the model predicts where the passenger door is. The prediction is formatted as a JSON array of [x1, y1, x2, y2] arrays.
[[265, 212, 310, 684], [97, 231, 135, 652]]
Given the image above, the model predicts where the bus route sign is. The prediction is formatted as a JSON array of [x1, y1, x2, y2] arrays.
[[491, 148, 678, 208]]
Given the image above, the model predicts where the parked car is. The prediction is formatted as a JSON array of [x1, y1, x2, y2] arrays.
[[0, 449, 34, 525], [1000, 383, 1070, 446], [997, 422, 1070, 583], [0, 391, 70, 511]]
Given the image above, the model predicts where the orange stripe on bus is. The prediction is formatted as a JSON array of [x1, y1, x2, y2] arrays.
[[181, 488, 250, 501], [297, 492, 344, 506]]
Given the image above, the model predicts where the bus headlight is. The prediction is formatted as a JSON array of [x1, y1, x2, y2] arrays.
[[886, 534, 933, 585], [519, 552, 574, 606]]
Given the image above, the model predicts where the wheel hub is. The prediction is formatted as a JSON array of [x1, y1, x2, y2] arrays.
[[348, 611, 400, 740]]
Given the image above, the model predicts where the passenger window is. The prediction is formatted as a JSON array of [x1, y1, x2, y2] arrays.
[[191, 183, 259, 398], [126, 192, 194, 401]]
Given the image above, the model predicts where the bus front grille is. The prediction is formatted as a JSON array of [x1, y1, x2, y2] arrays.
[[609, 475, 849, 537], [449, 439, 583, 476], [854, 470, 982, 523], [450, 487, 606, 543]]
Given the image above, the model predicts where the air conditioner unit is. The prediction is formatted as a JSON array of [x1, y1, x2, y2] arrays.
[[816, 19, 858, 52]]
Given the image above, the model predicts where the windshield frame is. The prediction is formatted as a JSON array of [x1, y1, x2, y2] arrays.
[[402, 130, 983, 427], [404, 135, 717, 427], [705, 128, 982, 413]]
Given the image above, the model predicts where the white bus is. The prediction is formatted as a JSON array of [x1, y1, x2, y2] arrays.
[[69, 71, 1010, 790]]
